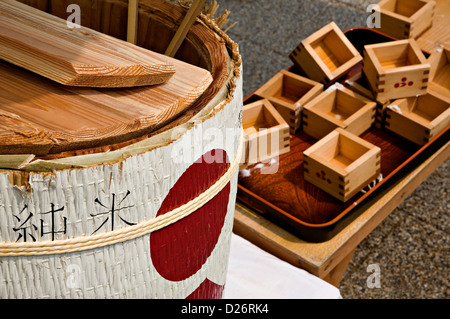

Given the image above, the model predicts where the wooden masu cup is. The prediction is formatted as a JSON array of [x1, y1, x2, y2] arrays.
[[385, 91, 450, 145], [242, 99, 290, 165], [304, 128, 381, 202], [362, 39, 430, 102], [255, 70, 323, 134], [428, 47, 450, 99], [302, 85, 377, 140], [290, 22, 362, 84], [373, 0, 435, 40]]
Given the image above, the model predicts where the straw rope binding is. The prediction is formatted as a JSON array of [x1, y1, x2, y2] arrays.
[[0, 132, 243, 257]]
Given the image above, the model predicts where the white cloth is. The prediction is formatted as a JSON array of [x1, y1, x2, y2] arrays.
[[224, 234, 342, 299]]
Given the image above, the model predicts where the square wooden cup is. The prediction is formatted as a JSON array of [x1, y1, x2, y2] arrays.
[[242, 99, 290, 165], [290, 22, 362, 84], [302, 86, 377, 140], [385, 91, 450, 145], [304, 128, 381, 202], [255, 70, 323, 134], [428, 47, 450, 99], [363, 39, 430, 102], [374, 0, 435, 39]]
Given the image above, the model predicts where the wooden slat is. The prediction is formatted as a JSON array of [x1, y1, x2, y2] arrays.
[[0, 0, 175, 88]]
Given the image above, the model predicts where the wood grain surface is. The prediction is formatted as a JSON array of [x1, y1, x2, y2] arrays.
[[0, 0, 175, 88]]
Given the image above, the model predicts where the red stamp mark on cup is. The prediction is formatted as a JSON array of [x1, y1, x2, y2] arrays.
[[394, 77, 414, 88], [316, 170, 332, 184]]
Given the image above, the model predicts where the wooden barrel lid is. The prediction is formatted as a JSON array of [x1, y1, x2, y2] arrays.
[[0, 57, 212, 156], [0, 0, 235, 157], [0, 0, 178, 88]]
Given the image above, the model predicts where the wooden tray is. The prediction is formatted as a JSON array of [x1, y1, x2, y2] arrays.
[[237, 28, 450, 243]]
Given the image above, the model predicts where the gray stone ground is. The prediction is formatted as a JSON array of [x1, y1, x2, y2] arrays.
[[218, 0, 449, 299]]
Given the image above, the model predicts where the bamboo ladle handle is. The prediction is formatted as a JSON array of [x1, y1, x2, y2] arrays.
[[127, 0, 139, 44], [165, 0, 206, 58]]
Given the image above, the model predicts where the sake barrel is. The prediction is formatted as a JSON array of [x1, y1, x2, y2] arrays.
[[0, 0, 243, 299]]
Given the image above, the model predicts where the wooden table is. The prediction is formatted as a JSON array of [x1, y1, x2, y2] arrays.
[[233, 0, 450, 287], [234, 139, 449, 287]]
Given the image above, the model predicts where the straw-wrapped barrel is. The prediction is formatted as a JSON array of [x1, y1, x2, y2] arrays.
[[0, 0, 242, 299]]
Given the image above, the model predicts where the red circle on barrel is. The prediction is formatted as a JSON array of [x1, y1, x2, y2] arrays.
[[150, 149, 231, 282]]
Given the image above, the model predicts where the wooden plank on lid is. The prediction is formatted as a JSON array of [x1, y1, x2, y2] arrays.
[[0, 0, 177, 88]]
